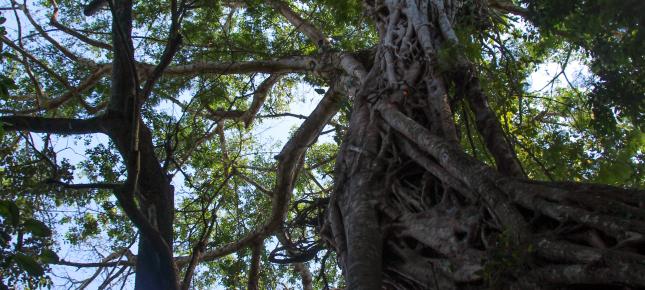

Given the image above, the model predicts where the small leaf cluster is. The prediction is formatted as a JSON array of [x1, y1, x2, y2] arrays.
[[0, 200, 57, 288]]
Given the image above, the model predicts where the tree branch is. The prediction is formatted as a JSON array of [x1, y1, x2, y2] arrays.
[[178, 87, 343, 264], [242, 73, 282, 127], [179, 211, 216, 290], [376, 102, 529, 239], [234, 169, 272, 196], [158, 55, 319, 76], [247, 241, 263, 290], [1, 65, 112, 114], [49, 0, 112, 50], [103, 1, 179, 288], [202, 74, 283, 127], [9, 5, 45, 107], [1, 35, 71, 88], [488, 0, 529, 17], [276, 231, 314, 290], [0, 115, 105, 134], [45, 179, 121, 190], [55, 259, 135, 268], [55, 248, 136, 269], [17, 1, 95, 66], [293, 262, 314, 290], [268, 0, 329, 47], [267, 0, 367, 83], [139, 3, 183, 102]]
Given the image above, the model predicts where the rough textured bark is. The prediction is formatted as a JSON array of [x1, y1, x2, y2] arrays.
[[323, 0, 645, 289]]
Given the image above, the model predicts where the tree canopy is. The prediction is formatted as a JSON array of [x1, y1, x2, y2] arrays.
[[0, 0, 642, 289]]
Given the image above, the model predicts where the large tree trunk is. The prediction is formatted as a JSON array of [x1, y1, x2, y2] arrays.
[[108, 2, 178, 289], [325, 0, 645, 289]]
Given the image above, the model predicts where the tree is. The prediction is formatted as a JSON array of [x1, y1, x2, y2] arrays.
[[0, 0, 643, 289]]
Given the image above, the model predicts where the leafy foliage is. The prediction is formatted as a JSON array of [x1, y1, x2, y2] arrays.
[[0, 0, 641, 288], [0, 199, 55, 288], [522, 0, 645, 129]]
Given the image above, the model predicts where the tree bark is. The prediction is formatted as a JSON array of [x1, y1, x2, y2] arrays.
[[324, 0, 645, 289], [107, 1, 177, 289]]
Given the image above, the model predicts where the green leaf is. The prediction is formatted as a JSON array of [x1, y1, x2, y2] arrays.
[[0, 200, 20, 227], [13, 253, 45, 276], [22, 219, 52, 237], [39, 249, 60, 264]]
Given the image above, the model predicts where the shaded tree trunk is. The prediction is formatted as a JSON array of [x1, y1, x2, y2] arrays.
[[107, 2, 178, 289], [325, 0, 645, 289]]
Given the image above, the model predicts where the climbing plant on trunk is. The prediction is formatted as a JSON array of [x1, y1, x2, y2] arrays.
[[324, 0, 645, 289], [0, 0, 642, 289]]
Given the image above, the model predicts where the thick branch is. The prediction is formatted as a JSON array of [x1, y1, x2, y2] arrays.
[[461, 65, 526, 178], [268, 0, 329, 47], [334, 96, 383, 289], [106, 1, 179, 289], [55, 248, 136, 268], [242, 73, 282, 127], [0, 115, 105, 134], [6, 56, 308, 114], [293, 262, 314, 290], [267, 0, 368, 85], [338, 53, 368, 83], [159, 55, 318, 76]]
